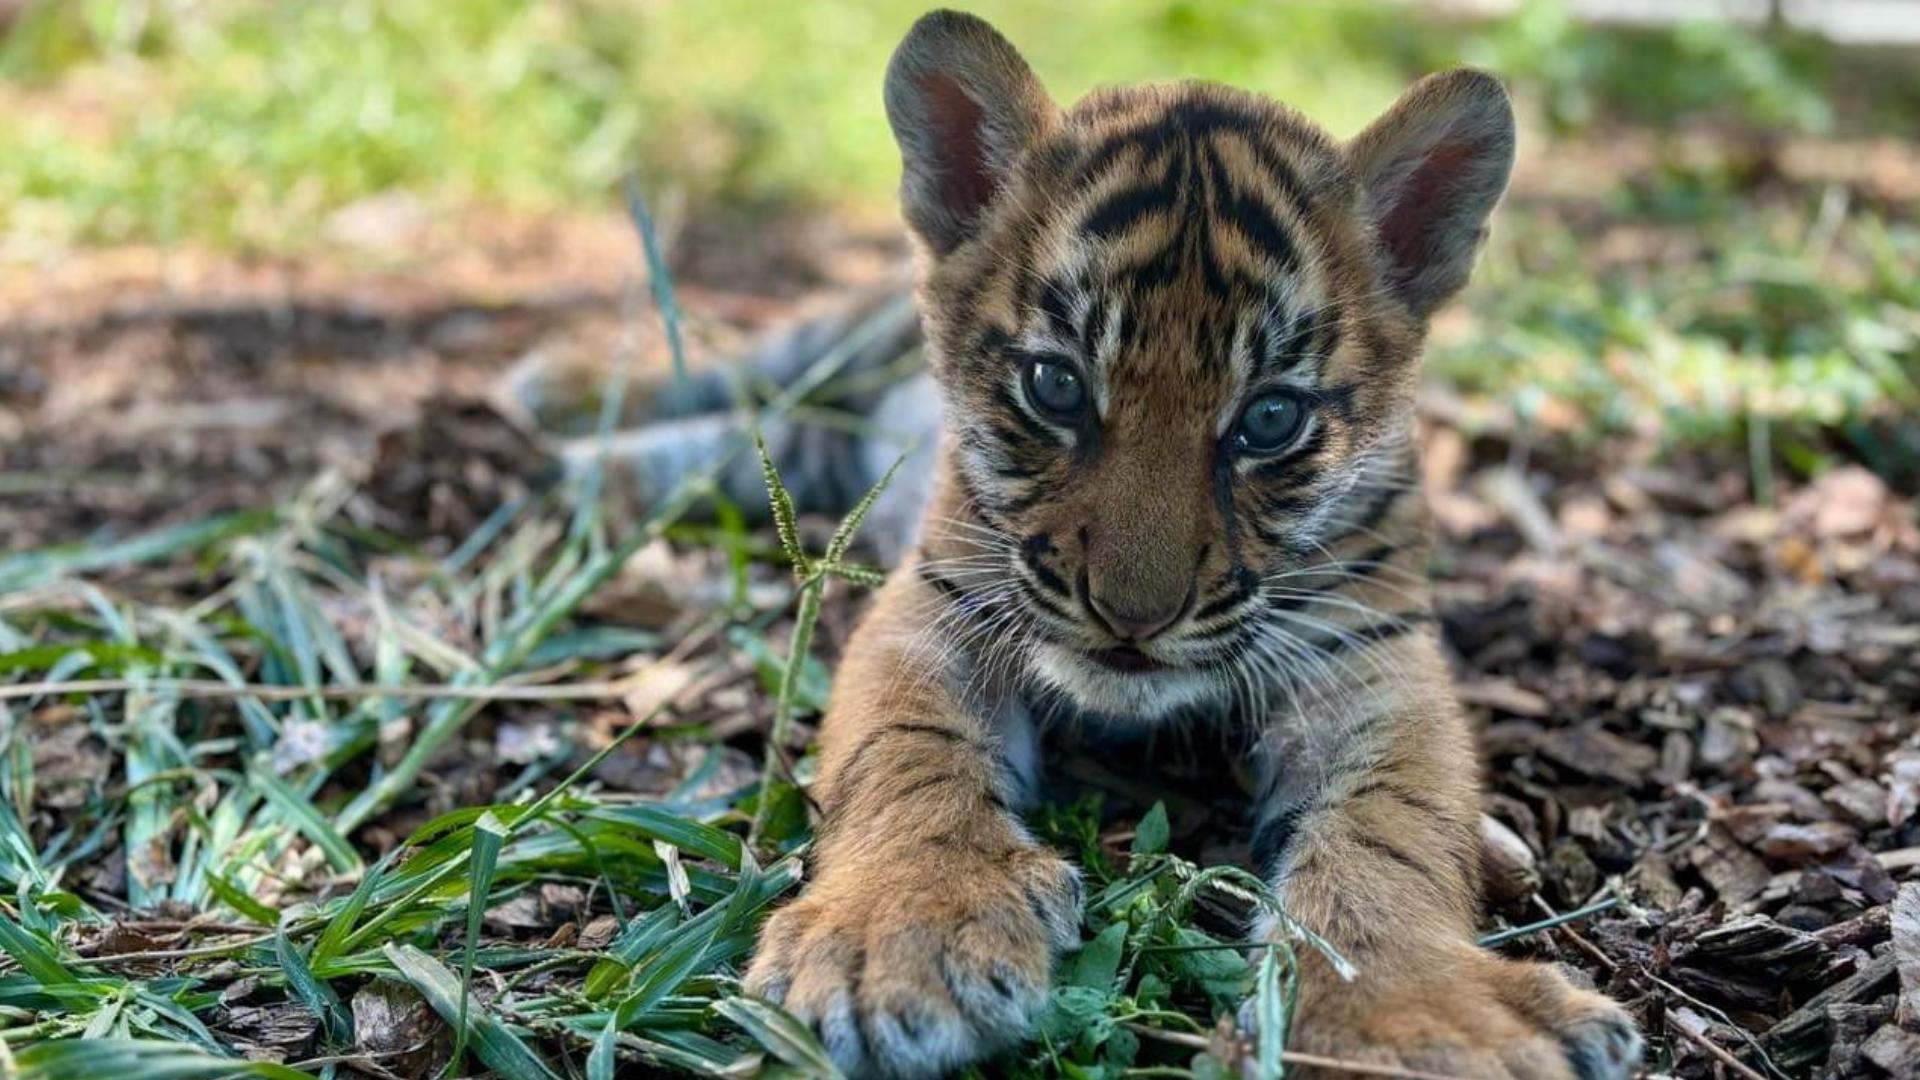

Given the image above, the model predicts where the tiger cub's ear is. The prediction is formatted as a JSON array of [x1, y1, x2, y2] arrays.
[[884, 10, 1058, 255], [1347, 68, 1515, 317]]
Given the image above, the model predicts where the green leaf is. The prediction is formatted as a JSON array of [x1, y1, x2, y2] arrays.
[[585, 904, 681, 999], [11, 1038, 312, 1079], [310, 847, 399, 964], [206, 873, 278, 926], [1132, 802, 1170, 856], [384, 943, 560, 1080], [609, 900, 725, 1026], [1068, 921, 1127, 991], [584, 805, 743, 870], [0, 914, 91, 995], [714, 996, 845, 1079], [455, 811, 510, 1069], [1254, 945, 1285, 1080], [247, 765, 360, 874], [276, 927, 351, 1046], [588, 1015, 619, 1080], [1034, 985, 1111, 1046]]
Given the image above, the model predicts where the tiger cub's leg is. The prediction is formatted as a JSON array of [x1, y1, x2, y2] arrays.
[[745, 568, 1080, 1079], [1251, 635, 1641, 1080]]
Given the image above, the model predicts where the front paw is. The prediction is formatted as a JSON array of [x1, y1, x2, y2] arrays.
[[744, 847, 1082, 1079], [1257, 953, 1641, 1080]]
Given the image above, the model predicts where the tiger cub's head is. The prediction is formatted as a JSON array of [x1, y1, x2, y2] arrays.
[[889, 11, 1513, 719]]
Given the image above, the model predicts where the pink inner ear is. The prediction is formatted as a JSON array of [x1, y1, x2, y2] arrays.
[[1380, 137, 1478, 265], [924, 73, 996, 217]]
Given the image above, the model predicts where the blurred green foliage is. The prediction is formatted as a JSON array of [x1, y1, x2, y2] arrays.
[[0, 0, 1915, 466], [0, 0, 1872, 249]]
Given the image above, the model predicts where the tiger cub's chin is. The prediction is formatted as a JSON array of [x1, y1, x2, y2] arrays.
[[1028, 640, 1223, 721]]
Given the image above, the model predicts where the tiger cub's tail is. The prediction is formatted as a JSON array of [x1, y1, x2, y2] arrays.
[[505, 282, 938, 563]]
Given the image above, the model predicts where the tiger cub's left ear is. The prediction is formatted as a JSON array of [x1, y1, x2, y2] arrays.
[[884, 10, 1059, 256], [1347, 68, 1515, 317]]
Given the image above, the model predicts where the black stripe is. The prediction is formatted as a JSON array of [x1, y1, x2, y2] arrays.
[[951, 440, 1015, 523], [1015, 574, 1081, 625], [1082, 164, 1181, 240], [1352, 833, 1431, 877], [1216, 180, 1298, 275], [1192, 565, 1258, 623], [1184, 142, 1232, 294], [1021, 533, 1071, 598], [884, 769, 977, 804], [1038, 277, 1077, 341], [1269, 305, 1328, 371], [999, 482, 1048, 518], [1078, 99, 1316, 219], [1080, 293, 1108, 358], [833, 722, 978, 809], [917, 564, 969, 600], [1346, 778, 1451, 821]]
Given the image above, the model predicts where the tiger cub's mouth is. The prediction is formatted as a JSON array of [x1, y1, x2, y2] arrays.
[[1085, 645, 1168, 674]]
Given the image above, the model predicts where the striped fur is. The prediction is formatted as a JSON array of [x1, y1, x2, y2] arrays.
[[720, 11, 1641, 1079]]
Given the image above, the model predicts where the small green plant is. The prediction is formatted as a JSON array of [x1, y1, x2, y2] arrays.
[[745, 431, 899, 850]]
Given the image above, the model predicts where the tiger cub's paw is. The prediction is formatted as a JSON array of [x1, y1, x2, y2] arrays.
[[1265, 952, 1641, 1080], [744, 847, 1081, 1079]]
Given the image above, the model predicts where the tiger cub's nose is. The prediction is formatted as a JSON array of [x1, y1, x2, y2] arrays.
[[1087, 591, 1184, 643]]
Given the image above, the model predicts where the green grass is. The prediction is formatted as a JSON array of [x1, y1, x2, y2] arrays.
[[1439, 187, 1920, 469], [0, 0, 1862, 251], [4, 1, 1914, 468]]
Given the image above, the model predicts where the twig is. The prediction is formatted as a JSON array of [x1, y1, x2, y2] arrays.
[[1666, 1014, 1770, 1080], [1643, 969, 1793, 1080], [1124, 1024, 1472, 1080], [1477, 895, 1620, 948], [1522, 894, 1617, 970]]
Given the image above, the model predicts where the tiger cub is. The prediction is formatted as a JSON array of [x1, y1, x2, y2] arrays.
[[640, 10, 1642, 1079]]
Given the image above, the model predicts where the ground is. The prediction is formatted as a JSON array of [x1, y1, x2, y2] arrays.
[[2, 3, 1920, 1079]]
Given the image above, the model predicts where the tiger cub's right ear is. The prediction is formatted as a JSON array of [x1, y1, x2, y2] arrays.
[[884, 10, 1058, 255]]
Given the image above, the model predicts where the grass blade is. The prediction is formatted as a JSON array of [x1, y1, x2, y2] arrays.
[[246, 765, 360, 874], [11, 1039, 313, 1080], [276, 927, 350, 1046], [455, 811, 509, 1071], [384, 943, 559, 1080], [714, 996, 846, 1080]]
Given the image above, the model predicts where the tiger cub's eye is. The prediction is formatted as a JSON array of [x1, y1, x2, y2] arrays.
[[1025, 360, 1086, 419], [1235, 393, 1307, 453]]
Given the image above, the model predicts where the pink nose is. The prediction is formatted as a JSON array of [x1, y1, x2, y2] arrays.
[[1088, 592, 1182, 642]]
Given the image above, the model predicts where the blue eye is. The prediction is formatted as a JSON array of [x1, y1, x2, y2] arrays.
[[1235, 393, 1306, 453], [1025, 360, 1086, 419]]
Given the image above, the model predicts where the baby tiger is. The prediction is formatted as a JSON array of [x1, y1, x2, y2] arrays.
[[561, 10, 1644, 1079]]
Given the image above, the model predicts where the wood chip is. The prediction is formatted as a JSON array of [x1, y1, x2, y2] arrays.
[[1894, 882, 1920, 1029]]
